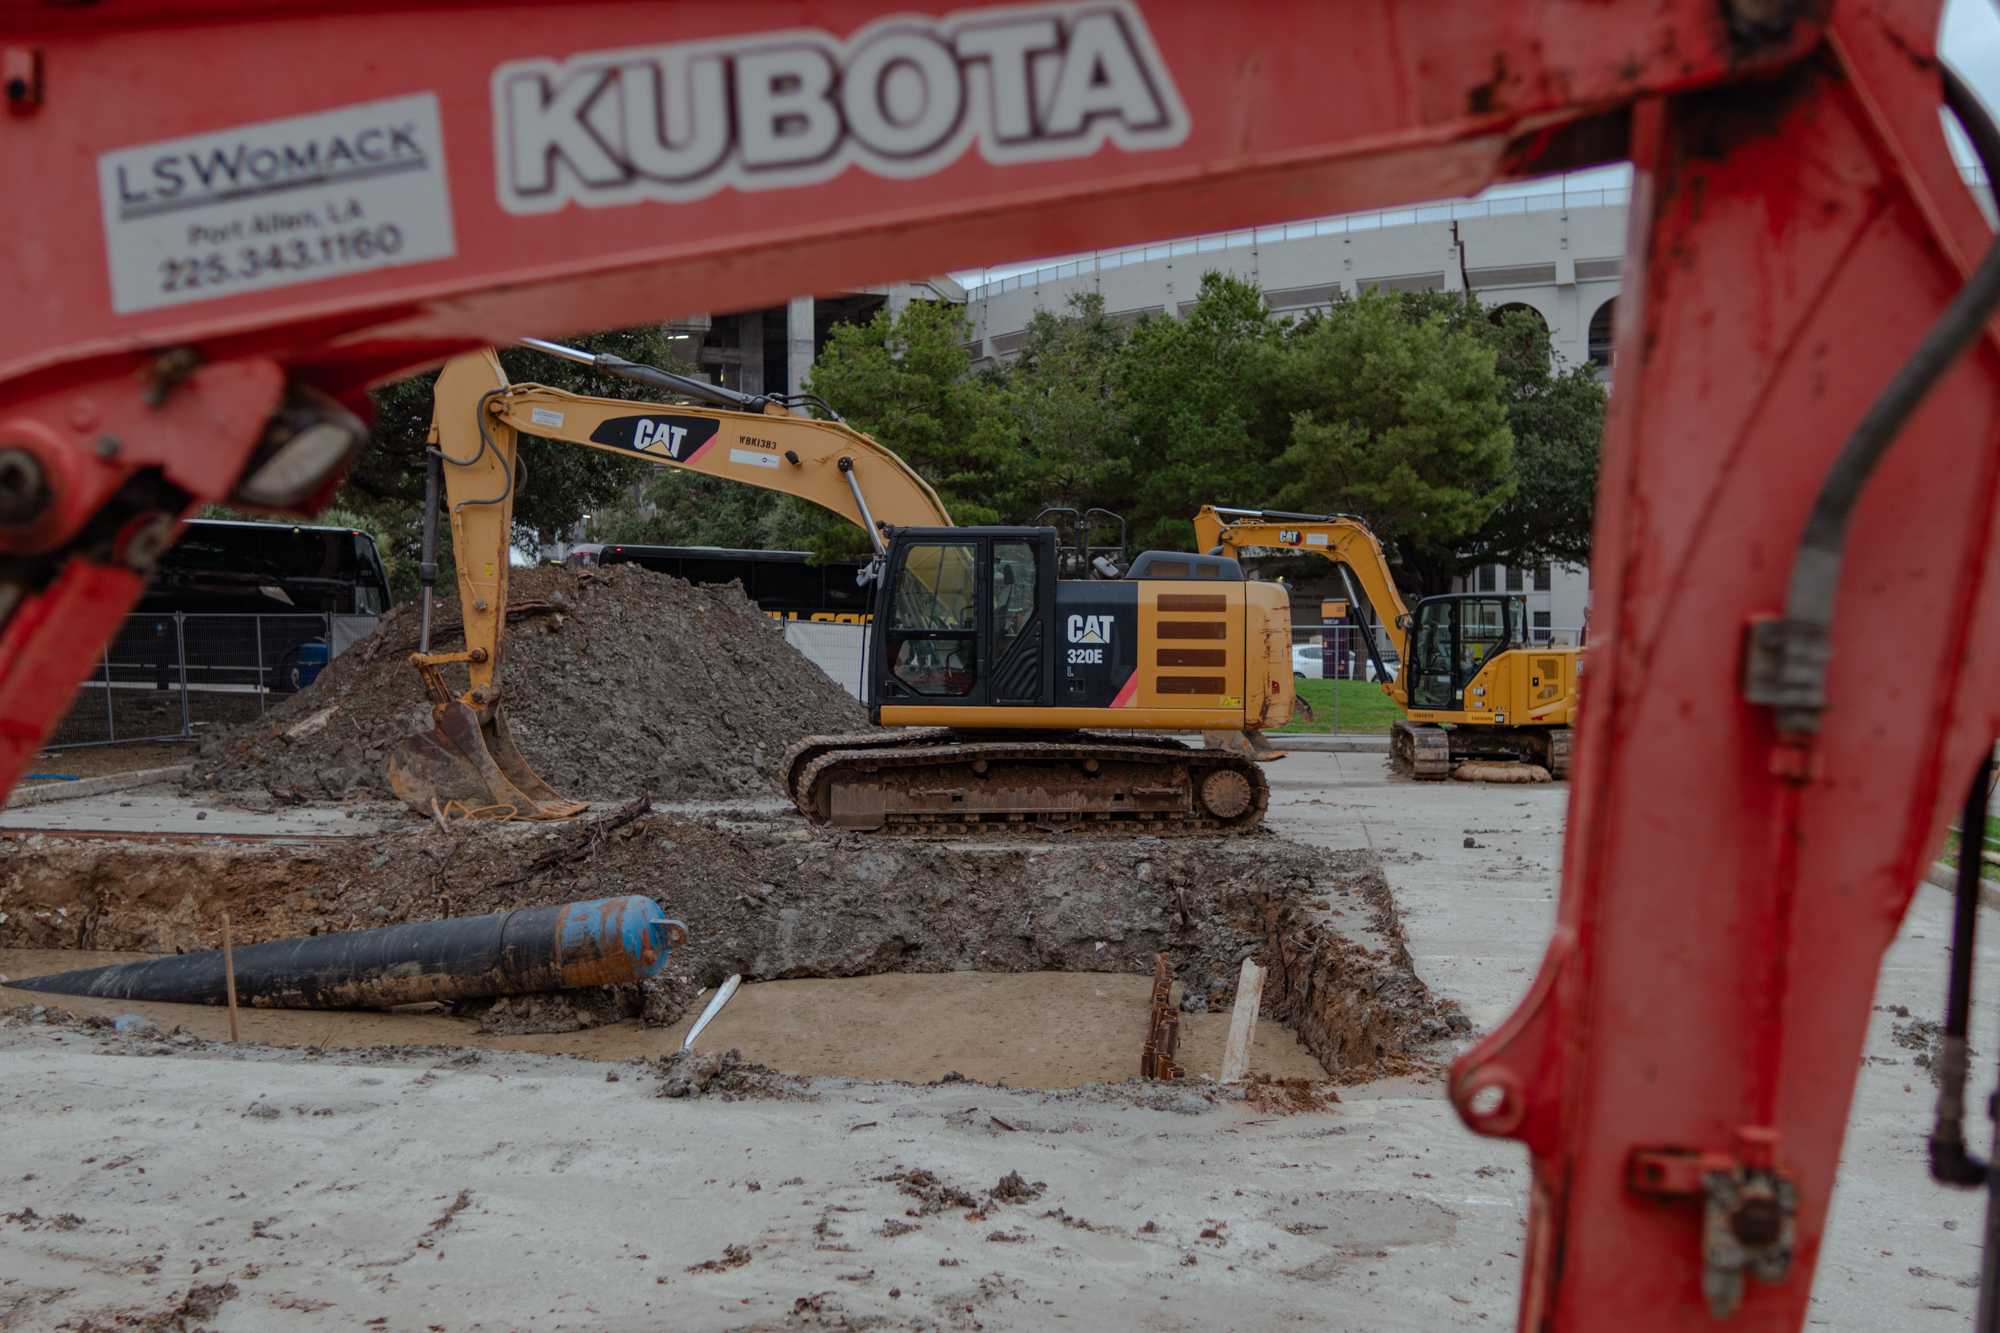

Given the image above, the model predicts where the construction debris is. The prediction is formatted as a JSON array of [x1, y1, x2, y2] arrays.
[[1220, 958, 1268, 1083], [1141, 952, 1183, 1080]]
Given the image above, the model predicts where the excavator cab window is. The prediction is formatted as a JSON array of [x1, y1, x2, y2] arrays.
[[875, 529, 1057, 708], [1460, 599, 1509, 680], [1407, 595, 1519, 711], [886, 541, 980, 697]]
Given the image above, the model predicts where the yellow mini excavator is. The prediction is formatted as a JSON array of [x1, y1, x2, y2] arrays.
[[387, 343, 1294, 832], [1195, 505, 1577, 779]]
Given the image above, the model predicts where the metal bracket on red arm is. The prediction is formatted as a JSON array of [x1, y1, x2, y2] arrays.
[[1628, 1129, 1798, 1321]]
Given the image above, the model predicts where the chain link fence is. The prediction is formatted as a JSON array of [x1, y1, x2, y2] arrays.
[[44, 612, 379, 749]]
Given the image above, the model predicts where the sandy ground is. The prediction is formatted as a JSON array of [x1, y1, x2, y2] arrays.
[[0, 958, 1326, 1088], [0, 752, 1988, 1330]]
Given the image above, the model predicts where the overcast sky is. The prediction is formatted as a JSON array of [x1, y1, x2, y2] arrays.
[[953, 0, 2000, 288]]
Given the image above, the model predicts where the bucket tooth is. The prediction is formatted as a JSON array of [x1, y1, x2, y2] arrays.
[[387, 700, 586, 820]]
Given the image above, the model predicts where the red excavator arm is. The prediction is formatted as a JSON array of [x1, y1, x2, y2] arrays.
[[3, 3, 1997, 1326]]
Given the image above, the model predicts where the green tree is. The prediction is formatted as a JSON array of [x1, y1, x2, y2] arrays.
[[1000, 292, 1132, 512], [1270, 292, 1517, 593], [590, 471, 819, 551], [1113, 273, 1286, 550], [803, 299, 1018, 556]]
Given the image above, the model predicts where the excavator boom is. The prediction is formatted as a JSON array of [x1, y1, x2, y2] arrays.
[[3, 3, 1999, 1326]]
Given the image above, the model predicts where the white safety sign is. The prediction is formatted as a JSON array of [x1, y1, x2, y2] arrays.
[[98, 93, 456, 315]]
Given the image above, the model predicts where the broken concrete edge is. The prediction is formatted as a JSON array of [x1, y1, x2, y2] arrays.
[[1255, 862, 1455, 1080], [6, 765, 193, 809], [1924, 860, 2000, 910], [1257, 734, 1390, 753]]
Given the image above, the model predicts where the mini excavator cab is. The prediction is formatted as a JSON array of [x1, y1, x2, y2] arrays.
[[1405, 594, 1531, 712]]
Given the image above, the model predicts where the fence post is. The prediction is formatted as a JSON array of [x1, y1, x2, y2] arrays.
[[1332, 625, 1341, 735], [253, 613, 264, 714], [101, 644, 114, 743], [173, 612, 191, 739]]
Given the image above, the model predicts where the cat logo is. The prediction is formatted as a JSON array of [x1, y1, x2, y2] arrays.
[[632, 418, 690, 458], [1066, 614, 1113, 645], [1279, 528, 1301, 543]]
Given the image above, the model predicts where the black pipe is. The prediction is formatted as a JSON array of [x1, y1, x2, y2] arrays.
[[1932, 752, 1996, 1186], [8, 896, 684, 1010]]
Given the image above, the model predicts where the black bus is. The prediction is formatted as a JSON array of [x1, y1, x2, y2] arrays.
[[566, 543, 872, 621], [143, 518, 393, 616], [115, 519, 394, 696]]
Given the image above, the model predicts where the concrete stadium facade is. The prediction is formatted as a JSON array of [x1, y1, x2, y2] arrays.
[[959, 186, 1631, 379]]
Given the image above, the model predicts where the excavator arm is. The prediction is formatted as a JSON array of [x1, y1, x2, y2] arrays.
[[388, 346, 951, 817], [1194, 504, 1415, 673], [4, 3, 2000, 1327]]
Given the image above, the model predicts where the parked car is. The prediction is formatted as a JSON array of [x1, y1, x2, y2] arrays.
[[1294, 641, 1401, 683], [269, 638, 331, 694]]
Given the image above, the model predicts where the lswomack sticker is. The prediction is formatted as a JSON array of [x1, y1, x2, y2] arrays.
[[98, 93, 456, 315], [492, 0, 1190, 214]]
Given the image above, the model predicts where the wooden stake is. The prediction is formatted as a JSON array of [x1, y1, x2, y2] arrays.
[[1220, 959, 1267, 1083], [221, 912, 241, 1044]]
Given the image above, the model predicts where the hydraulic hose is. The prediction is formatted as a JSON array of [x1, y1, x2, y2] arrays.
[[1757, 65, 2000, 731], [1931, 751, 1996, 1186]]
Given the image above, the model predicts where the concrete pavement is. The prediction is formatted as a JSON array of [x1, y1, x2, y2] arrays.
[[1268, 748, 1995, 1329]]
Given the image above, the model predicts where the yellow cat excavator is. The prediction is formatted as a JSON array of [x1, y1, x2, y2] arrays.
[[1195, 505, 1576, 779], [388, 344, 1294, 832]]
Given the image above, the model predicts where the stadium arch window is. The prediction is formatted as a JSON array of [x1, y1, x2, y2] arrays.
[[1588, 297, 1618, 370], [1489, 301, 1548, 331]]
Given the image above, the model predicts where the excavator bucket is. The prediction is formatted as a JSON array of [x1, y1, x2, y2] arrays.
[[386, 700, 588, 821]]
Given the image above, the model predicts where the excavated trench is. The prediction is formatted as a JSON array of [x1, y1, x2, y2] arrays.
[[0, 809, 1458, 1088]]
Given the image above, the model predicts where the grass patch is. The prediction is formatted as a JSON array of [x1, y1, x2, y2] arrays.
[[1942, 815, 2000, 872], [1276, 678, 1405, 735]]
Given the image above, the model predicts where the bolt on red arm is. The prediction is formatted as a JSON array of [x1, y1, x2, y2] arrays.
[[2, 2, 1998, 1327]]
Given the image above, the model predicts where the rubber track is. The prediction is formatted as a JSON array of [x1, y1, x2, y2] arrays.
[[1392, 721, 1452, 780], [1546, 727, 1572, 779], [791, 738, 1269, 836], [781, 728, 1201, 808]]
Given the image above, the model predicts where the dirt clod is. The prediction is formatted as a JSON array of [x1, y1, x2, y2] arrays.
[[990, 1171, 1045, 1204], [187, 565, 864, 805], [687, 1243, 752, 1274], [887, 1168, 981, 1216], [1243, 1076, 1342, 1114], [654, 1047, 804, 1101]]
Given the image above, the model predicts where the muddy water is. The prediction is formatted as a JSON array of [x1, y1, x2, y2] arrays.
[[0, 950, 1325, 1088]]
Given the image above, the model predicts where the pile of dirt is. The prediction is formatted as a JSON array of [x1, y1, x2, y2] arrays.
[[187, 564, 865, 805]]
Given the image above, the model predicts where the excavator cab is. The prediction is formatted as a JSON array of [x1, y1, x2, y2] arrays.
[[870, 527, 1057, 710], [1406, 594, 1529, 711]]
